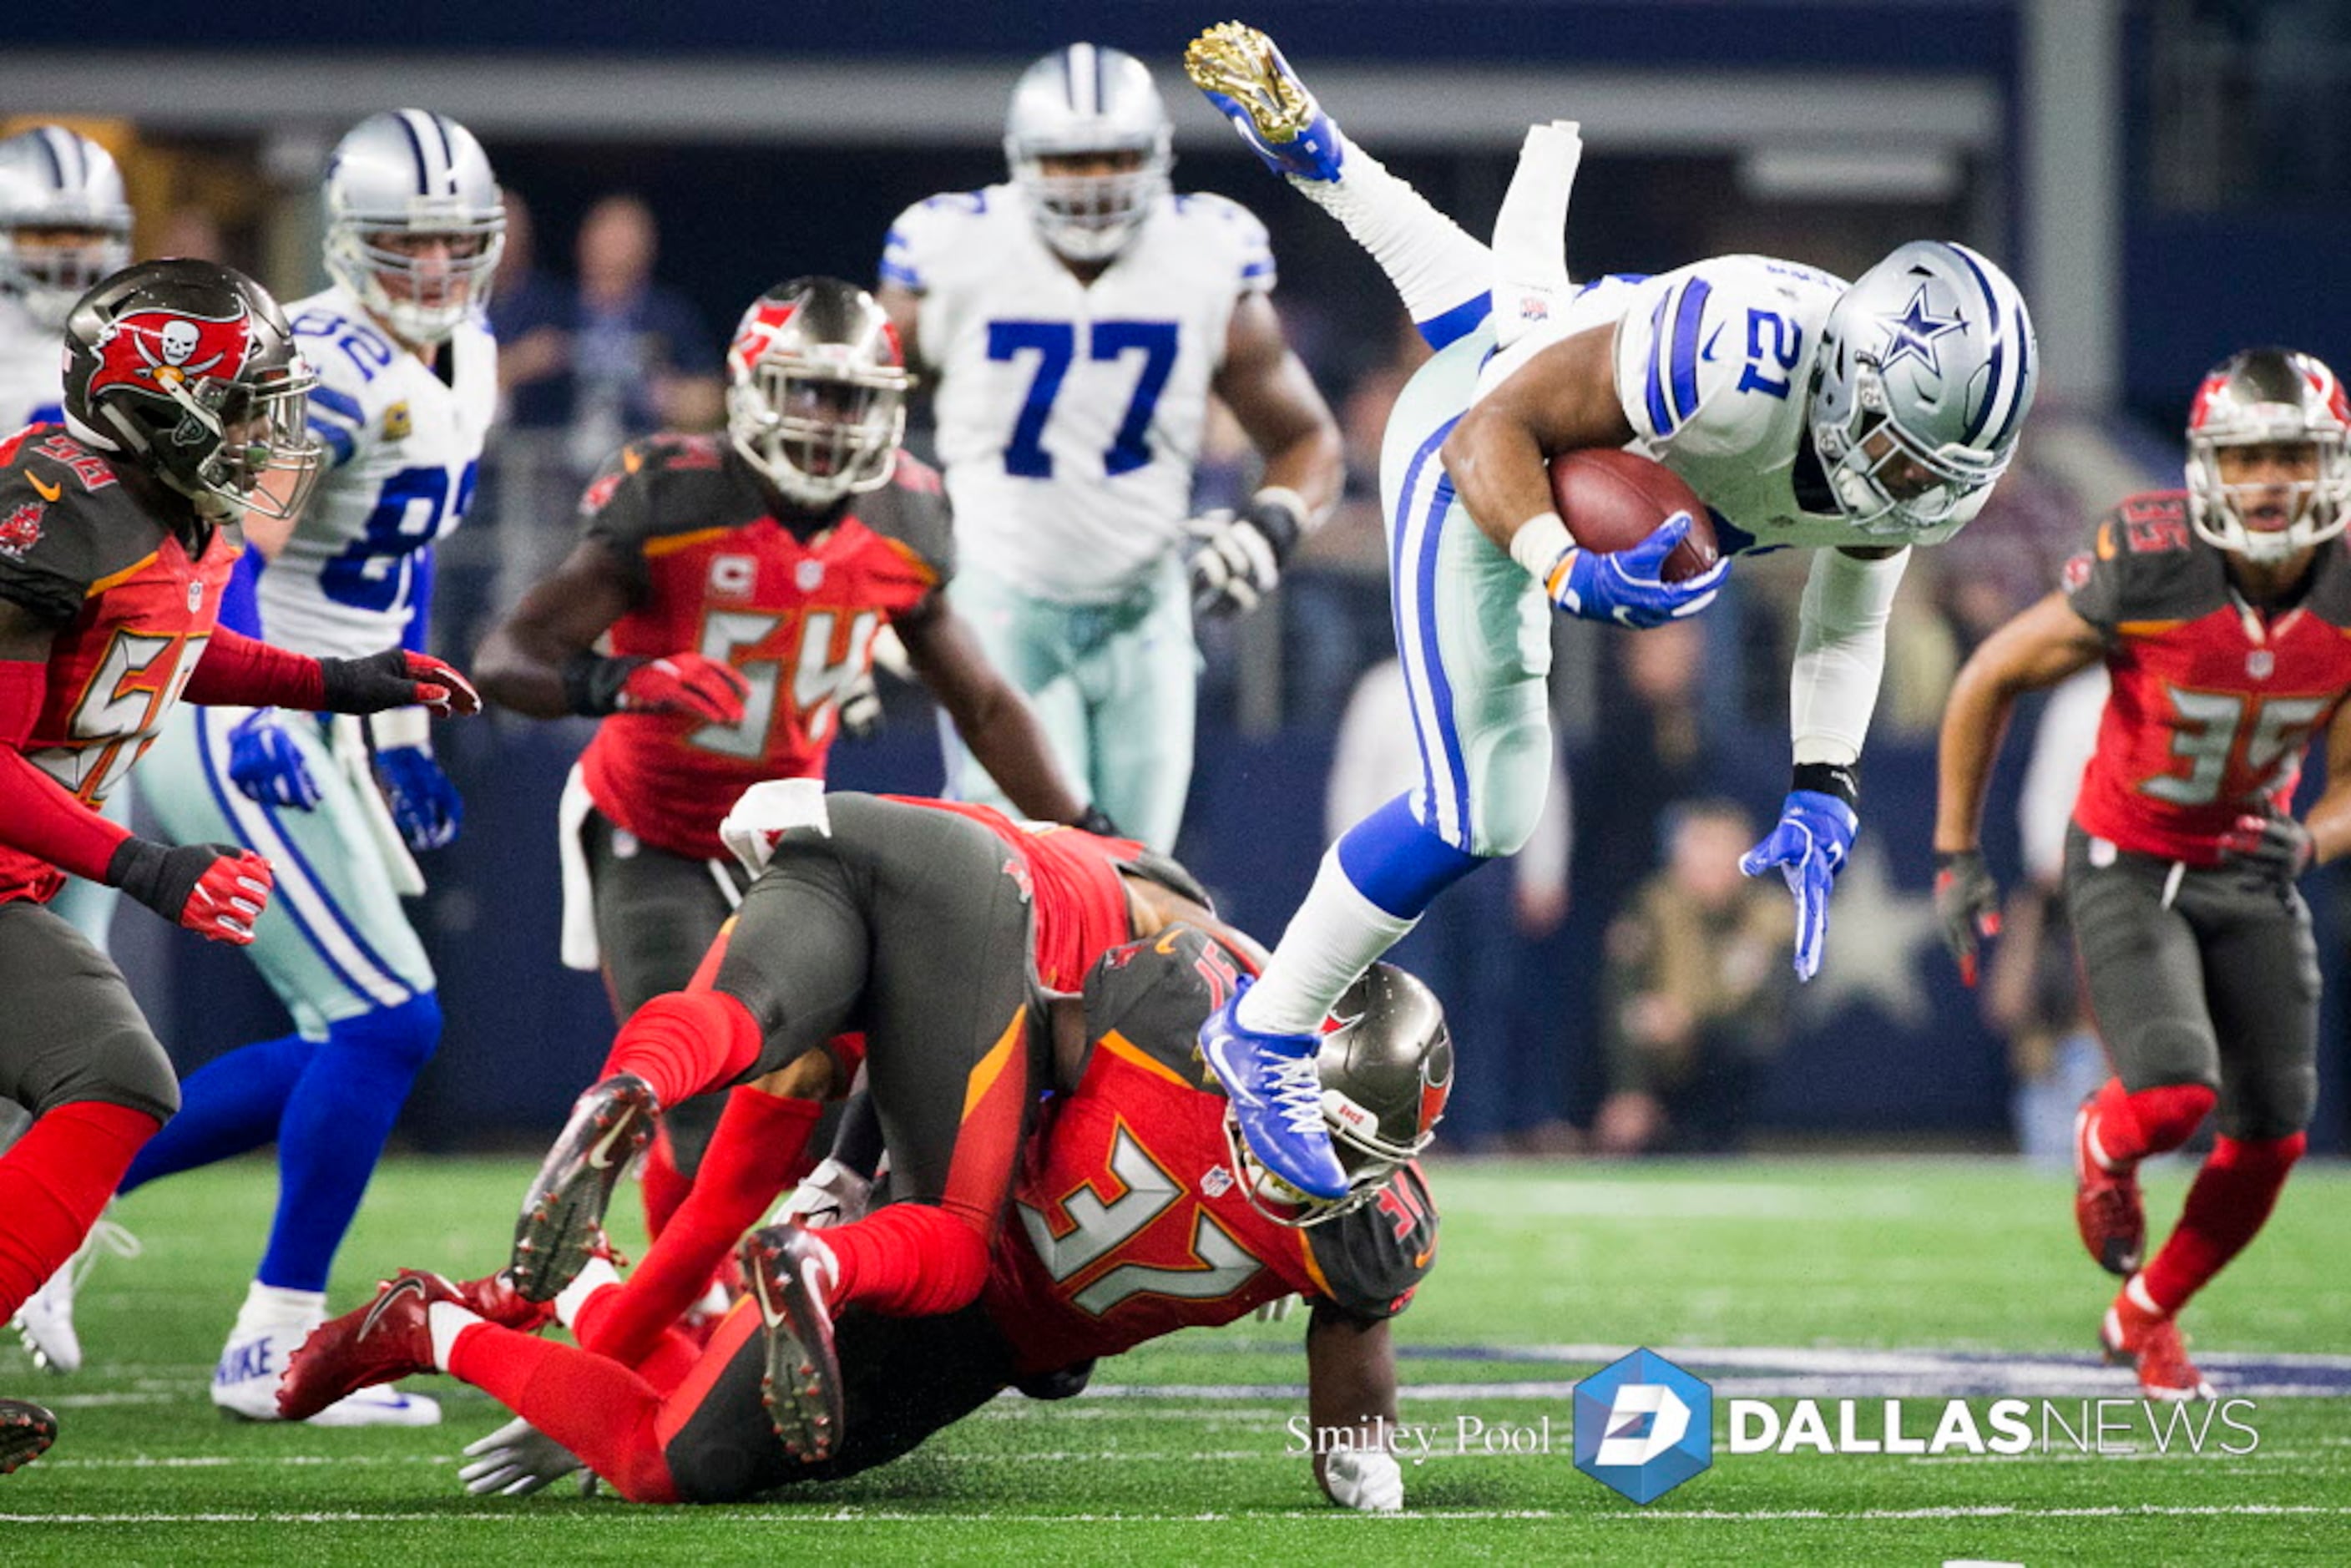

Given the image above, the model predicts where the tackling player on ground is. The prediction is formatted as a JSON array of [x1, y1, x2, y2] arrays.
[[63, 112, 507, 1425], [877, 43, 1342, 851], [0, 258, 478, 1473], [475, 276, 1109, 1240], [1181, 23, 2039, 1201], [1934, 347, 2351, 1400], [283, 914, 1445, 1513]]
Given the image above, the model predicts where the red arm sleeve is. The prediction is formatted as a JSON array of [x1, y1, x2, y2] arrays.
[[180, 627, 327, 710], [0, 660, 133, 883]]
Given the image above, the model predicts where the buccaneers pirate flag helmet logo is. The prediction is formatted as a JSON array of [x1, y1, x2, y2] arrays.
[[62, 258, 325, 522]]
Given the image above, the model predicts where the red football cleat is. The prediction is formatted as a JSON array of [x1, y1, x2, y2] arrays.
[[0, 1397, 58, 1475], [278, 1270, 462, 1422], [2075, 1098, 2146, 1277], [739, 1224, 844, 1465], [2102, 1284, 2214, 1402]]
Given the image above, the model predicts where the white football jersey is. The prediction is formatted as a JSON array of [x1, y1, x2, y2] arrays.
[[0, 296, 64, 437], [882, 184, 1272, 603], [1479, 255, 1974, 554], [262, 285, 498, 657]]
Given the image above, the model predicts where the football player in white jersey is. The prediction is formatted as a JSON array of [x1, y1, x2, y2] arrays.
[[877, 42, 1342, 851], [76, 110, 504, 1424], [1182, 24, 2039, 1199], [0, 127, 134, 958]]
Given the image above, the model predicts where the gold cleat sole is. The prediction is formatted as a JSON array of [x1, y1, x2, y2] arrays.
[[1185, 22, 1315, 145]]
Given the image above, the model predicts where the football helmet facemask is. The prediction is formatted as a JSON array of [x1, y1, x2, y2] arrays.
[[63, 260, 324, 522], [2183, 347, 2351, 564], [1004, 43, 1174, 264], [1810, 240, 2037, 544], [0, 127, 134, 331], [1226, 963, 1453, 1229], [726, 276, 910, 510], [323, 110, 504, 347]]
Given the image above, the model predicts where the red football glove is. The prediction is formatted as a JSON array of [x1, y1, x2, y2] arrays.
[[318, 648, 483, 718], [107, 839, 275, 946], [619, 655, 751, 725]]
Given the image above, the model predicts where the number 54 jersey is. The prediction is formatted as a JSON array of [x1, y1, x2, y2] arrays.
[[2063, 492, 2351, 864], [578, 436, 957, 862], [882, 185, 1272, 602], [256, 286, 497, 655]]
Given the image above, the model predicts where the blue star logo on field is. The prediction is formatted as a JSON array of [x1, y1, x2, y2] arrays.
[[1573, 1348, 1712, 1503], [1876, 285, 1965, 377]]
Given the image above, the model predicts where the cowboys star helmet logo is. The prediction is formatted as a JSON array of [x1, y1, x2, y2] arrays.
[[1874, 284, 1965, 377], [86, 305, 259, 398]]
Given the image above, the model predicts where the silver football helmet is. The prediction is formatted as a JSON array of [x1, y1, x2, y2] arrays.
[[1004, 43, 1173, 263], [2183, 346, 2351, 564], [726, 276, 910, 510], [1809, 240, 2037, 542], [322, 109, 504, 346], [1228, 964, 1454, 1228], [0, 127, 133, 331]]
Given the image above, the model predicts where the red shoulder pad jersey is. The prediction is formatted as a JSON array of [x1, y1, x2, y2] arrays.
[[578, 437, 956, 860], [984, 925, 1439, 1376], [0, 427, 237, 903], [887, 796, 1146, 991], [2062, 491, 2351, 863]]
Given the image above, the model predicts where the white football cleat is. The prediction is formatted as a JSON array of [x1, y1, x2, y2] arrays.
[[10, 1216, 139, 1374], [211, 1318, 442, 1427]]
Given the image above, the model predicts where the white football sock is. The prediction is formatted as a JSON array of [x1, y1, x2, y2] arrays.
[[236, 1281, 328, 1332], [1235, 844, 1420, 1036], [1291, 142, 1495, 328], [552, 1253, 622, 1332], [427, 1302, 485, 1370]]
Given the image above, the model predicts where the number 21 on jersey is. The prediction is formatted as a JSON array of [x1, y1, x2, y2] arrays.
[[987, 319, 1178, 479]]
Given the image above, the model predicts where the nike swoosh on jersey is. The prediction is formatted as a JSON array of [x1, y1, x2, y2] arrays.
[[1700, 326, 1723, 363], [27, 471, 61, 502]]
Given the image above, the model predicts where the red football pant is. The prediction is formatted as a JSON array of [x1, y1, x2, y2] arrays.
[[2140, 1133, 2306, 1316], [2082, 1077, 2215, 1169], [0, 1102, 160, 1317]]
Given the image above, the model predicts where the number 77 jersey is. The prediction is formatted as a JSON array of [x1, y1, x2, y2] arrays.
[[882, 185, 1273, 600]]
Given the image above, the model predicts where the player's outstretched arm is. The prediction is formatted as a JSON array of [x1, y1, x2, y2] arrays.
[[1303, 1302, 1403, 1512], [1930, 589, 2103, 982], [897, 591, 1093, 827], [473, 539, 680, 720], [1191, 295, 1343, 619]]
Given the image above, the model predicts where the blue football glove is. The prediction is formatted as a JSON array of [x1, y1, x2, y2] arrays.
[[1542, 513, 1728, 629], [1739, 789, 1858, 983], [375, 745, 463, 852], [225, 710, 322, 812]]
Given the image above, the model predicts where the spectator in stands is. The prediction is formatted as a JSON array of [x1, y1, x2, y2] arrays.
[[1593, 799, 1794, 1156]]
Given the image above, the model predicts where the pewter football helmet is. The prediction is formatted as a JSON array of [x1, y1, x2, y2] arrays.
[[322, 110, 504, 346], [1810, 240, 2037, 542], [2183, 347, 2351, 564], [0, 127, 133, 331], [1004, 43, 1173, 263], [1229, 964, 1454, 1228], [726, 277, 910, 510]]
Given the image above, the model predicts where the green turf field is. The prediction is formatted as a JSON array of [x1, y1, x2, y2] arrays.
[[4, 1155, 2347, 1564]]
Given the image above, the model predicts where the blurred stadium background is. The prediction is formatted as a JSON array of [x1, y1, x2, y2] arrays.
[[4, 0, 2346, 1157]]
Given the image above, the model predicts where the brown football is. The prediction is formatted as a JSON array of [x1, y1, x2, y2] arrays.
[[1546, 448, 1719, 582]]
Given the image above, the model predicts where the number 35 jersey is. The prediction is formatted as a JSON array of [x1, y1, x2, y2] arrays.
[[578, 436, 957, 862], [882, 185, 1272, 603], [988, 924, 1439, 1376], [255, 286, 497, 655], [2064, 491, 2351, 864]]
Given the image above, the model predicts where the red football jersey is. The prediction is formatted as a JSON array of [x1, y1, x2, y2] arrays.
[[0, 427, 237, 903], [2063, 492, 2351, 863], [984, 927, 1438, 1376], [887, 796, 1145, 990], [576, 436, 956, 861]]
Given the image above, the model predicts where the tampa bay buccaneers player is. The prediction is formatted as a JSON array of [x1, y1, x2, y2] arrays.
[[283, 912, 1447, 1513], [474, 276, 1105, 1226], [0, 259, 479, 1472], [1934, 347, 2351, 1399]]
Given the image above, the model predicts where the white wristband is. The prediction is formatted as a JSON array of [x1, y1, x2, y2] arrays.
[[1508, 511, 1575, 581], [367, 706, 432, 751]]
